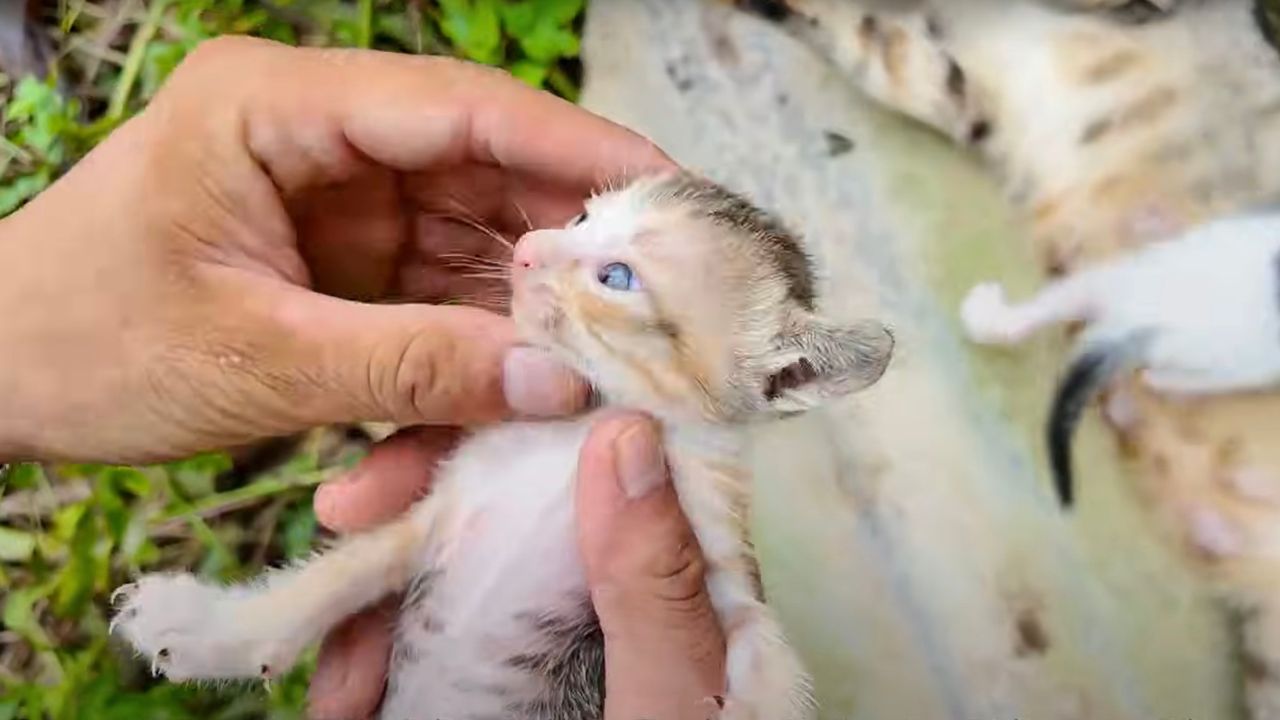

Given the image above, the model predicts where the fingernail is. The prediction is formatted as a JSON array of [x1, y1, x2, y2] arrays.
[[614, 419, 667, 499], [503, 346, 587, 417]]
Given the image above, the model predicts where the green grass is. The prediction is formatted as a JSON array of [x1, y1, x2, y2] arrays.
[[0, 2, 585, 718]]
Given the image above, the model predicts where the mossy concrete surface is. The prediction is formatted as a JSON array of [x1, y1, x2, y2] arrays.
[[580, 1, 1238, 718]]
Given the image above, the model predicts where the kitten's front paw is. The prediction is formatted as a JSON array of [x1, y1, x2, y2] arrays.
[[960, 282, 1019, 345], [111, 574, 297, 682]]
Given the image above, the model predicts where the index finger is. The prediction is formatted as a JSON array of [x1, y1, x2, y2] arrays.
[[315, 426, 461, 533], [204, 37, 676, 193]]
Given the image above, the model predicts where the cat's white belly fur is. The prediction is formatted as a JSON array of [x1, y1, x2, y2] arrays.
[[1090, 218, 1280, 388], [379, 417, 598, 719]]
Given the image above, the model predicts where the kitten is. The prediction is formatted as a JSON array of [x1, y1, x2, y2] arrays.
[[107, 171, 895, 720], [959, 210, 1280, 506]]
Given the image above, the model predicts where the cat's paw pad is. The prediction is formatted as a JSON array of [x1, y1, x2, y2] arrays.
[[111, 574, 295, 682], [1185, 506, 1248, 561], [960, 282, 1019, 345]]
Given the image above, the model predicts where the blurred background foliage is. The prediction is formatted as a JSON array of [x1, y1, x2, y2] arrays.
[[0, 1, 584, 718]]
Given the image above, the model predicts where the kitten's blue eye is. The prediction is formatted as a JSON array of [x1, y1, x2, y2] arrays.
[[598, 262, 641, 291]]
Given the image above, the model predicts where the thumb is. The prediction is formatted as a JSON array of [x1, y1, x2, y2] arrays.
[[233, 284, 589, 431], [576, 412, 706, 611], [575, 413, 726, 717]]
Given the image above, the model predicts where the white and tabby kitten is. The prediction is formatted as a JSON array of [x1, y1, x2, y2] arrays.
[[107, 171, 895, 720]]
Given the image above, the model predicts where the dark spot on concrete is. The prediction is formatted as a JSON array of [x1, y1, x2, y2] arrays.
[[1258, 96, 1280, 119], [946, 59, 966, 99], [776, 92, 790, 107], [708, 25, 740, 67], [823, 130, 855, 157], [968, 119, 992, 144], [1014, 609, 1050, 657], [1080, 117, 1114, 145], [859, 15, 880, 42], [926, 14, 944, 38], [1243, 648, 1272, 683], [664, 61, 694, 93]]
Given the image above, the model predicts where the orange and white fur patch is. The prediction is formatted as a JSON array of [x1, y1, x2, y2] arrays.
[[107, 172, 895, 720], [734, 0, 1280, 717]]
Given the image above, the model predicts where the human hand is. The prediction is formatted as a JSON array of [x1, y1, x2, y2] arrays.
[[0, 35, 671, 464], [577, 412, 728, 719], [306, 412, 726, 720]]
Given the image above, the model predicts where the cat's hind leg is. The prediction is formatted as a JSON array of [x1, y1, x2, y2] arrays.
[[111, 497, 445, 682], [960, 270, 1107, 346]]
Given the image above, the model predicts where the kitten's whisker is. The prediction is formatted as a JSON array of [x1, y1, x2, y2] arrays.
[[443, 265, 511, 277], [440, 255, 509, 267], [512, 201, 534, 232], [438, 253, 513, 272], [460, 271, 513, 281], [441, 200, 516, 251], [421, 210, 516, 254], [449, 293, 512, 313], [438, 251, 509, 263]]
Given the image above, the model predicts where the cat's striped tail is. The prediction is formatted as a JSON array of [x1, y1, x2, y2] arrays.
[[1047, 333, 1150, 509]]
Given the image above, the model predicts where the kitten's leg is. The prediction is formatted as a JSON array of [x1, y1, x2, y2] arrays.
[[959, 270, 1106, 346], [706, 569, 814, 720], [734, 0, 990, 145], [111, 498, 443, 682]]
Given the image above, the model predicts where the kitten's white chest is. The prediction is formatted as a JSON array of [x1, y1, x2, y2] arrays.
[[380, 417, 600, 719]]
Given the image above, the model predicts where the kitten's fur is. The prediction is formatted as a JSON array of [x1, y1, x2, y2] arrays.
[[108, 172, 894, 720]]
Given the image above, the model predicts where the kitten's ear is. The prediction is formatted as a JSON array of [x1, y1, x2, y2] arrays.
[[764, 317, 895, 413]]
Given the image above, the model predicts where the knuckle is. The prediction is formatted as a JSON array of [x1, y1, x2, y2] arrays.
[[166, 36, 296, 104], [371, 331, 462, 423], [603, 519, 709, 603], [181, 35, 269, 73]]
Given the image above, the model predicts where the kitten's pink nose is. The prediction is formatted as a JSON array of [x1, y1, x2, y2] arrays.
[[513, 238, 538, 271], [514, 230, 558, 272]]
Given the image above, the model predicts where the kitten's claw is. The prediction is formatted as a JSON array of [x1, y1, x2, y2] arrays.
[[700, 694, 728, 719], [151, 648, 170, 677], [110, 582, 137, 607], [960, 282, 1021, 345]]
